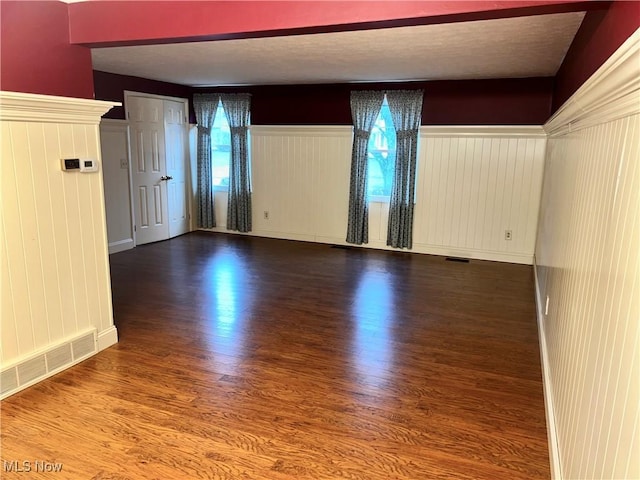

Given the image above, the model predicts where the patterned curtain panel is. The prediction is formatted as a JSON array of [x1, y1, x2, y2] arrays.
[[386, 90, 424, 249], [193, 94, 220, 228], [346, 91, 386, 245], [221, 94, 252, 233]]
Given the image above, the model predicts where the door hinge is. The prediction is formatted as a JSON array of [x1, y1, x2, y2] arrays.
[[134, 225, 136, 232]]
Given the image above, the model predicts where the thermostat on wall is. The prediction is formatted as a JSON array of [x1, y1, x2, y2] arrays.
[[80, 159, 99, 172], [61, 158, 99, 173]]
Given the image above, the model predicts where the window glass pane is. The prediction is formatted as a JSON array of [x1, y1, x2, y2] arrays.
[[367, 98, 396, 198], [211, 101, 230, 187]]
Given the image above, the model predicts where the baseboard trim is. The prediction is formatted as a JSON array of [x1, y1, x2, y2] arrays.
[[404, 243, 532, 265], [199, 228, 533, 264], [98, 326, 119, 351], [533, 258, 562, 480], [108, 238, 134, 254]]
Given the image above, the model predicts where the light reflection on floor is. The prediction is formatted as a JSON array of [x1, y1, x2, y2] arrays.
[[352, 266, 394, 387], [201, 250, 251, 373]]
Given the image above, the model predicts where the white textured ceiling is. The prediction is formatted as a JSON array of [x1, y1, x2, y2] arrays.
[[91, 12, 585, 86]]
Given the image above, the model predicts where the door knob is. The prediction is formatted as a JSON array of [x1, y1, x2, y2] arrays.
[[160, 175, 173, 181]]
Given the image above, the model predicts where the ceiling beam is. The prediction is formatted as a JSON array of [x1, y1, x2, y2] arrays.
[[68, 0, 609, 48]]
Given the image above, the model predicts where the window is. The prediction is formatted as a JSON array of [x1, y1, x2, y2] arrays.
[[211, 100, 230, 188], [367, 98, 396, 199]]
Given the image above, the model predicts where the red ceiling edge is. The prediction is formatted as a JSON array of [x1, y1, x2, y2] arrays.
[[68, 0, 607, 48]]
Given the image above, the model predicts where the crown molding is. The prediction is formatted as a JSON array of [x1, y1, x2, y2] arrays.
[[0, 91, 120, 125], [545, 27, 640, 136]]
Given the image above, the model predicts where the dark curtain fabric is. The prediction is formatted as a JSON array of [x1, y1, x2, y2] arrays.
[[193, 93, 220, 228], [346, 91, 386, 245], [386, 90, 423, 249], [220, 93, 252, 233]]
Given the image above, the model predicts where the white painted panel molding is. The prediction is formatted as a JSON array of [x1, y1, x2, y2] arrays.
[[0, 91, 119, 396], [535, 28, 640, 480], [203, 124, 546, 264]]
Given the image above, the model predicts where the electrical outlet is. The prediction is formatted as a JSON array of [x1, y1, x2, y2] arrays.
[[505, 230, 512, 240], [120, 159, 128, 169], [264, 211, 269, 220]]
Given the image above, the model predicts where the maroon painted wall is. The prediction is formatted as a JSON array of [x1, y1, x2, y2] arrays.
[[95, 72, 553, 126], [93, 71, 194, 121], [0, 1, 94, 99], [553, 0, 640, 112], [196, 78, 554, 125]]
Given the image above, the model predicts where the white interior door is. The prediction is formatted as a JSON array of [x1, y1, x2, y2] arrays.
[[128, 96, 169, 245], [164, 100, 190, 238]]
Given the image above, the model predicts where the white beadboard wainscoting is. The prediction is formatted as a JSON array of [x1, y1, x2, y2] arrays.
[[207, 125, 546, 264], [0, 91, 119, 399], [535, 30, 640, 480]]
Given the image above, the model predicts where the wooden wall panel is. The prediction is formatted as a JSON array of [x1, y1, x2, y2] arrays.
[[250, 127, 352, 240], [1, 96, 117, 366], [536, 115, 639, 480], [207, 125, 545, 264], [205, 126, 546, 263], [410, 132, 546, 261], [535, 30, 640, 479]]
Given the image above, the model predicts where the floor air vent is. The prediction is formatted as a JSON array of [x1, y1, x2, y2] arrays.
[[46, 344, 73, 371], [331, 245, 353, 250], [1, 329, 97, 400], [1, 369, 18, 396], [72, 333, 96, 359], [16, 356, 47, 385], [445, 257, 470, 263]]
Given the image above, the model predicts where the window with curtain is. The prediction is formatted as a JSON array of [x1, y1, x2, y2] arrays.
[[346, 89, 422, 248], [211, 100, 231, 189], [385, 89, 423, 249], [367, 98, 396, 200], [220, 93, 252, 232], [210, 100, 252, 192]]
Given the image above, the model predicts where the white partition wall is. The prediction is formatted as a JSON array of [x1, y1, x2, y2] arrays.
[[208, 125, 546, 264], [100, 119, 134, 254], [535, 30, 640, 480], [0, 92, 119, 399]]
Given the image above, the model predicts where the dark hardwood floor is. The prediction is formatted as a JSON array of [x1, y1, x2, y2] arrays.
[[1, 232, 550, 479]]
